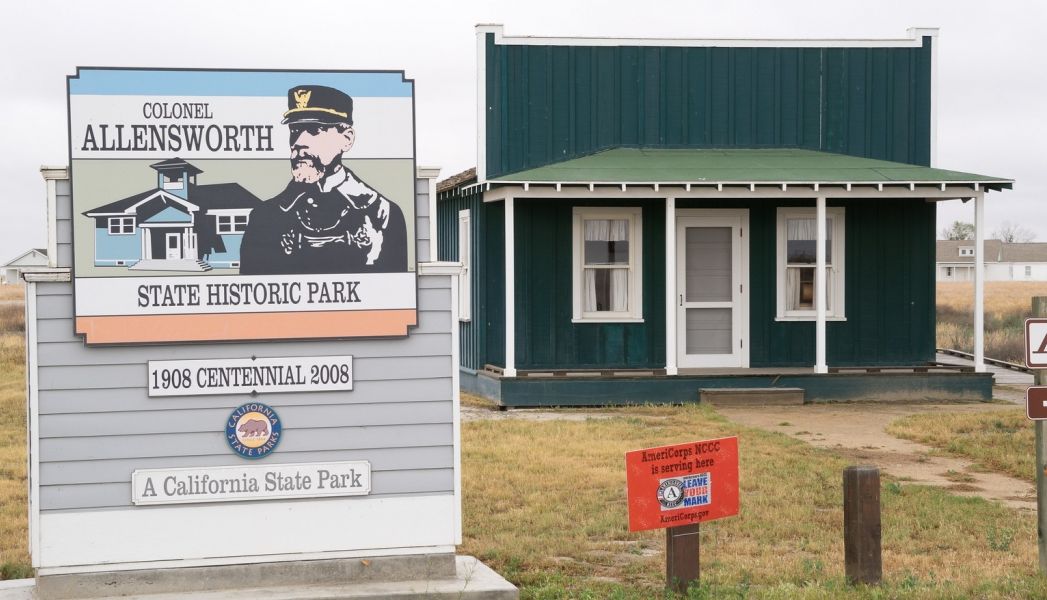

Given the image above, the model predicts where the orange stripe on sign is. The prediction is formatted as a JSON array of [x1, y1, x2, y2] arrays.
[[76, 310, 418, 344]]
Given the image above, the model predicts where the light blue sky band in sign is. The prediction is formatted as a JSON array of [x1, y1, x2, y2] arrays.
[[69, 69, 412, 97]]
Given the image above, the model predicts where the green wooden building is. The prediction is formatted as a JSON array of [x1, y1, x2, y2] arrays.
[[437, 25, 1012, 407]]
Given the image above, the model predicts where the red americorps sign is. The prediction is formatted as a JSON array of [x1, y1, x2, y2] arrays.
[[625, 436, 739, 532]]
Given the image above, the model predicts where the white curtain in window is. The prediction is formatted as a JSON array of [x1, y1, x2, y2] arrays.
[[611, 269, 628, 311], [584, 269, 597, 312], [584, 219, 629, 243], [582, 218, 630, 312], [787, 218, 832, 242], [786, 267, 800, 310]]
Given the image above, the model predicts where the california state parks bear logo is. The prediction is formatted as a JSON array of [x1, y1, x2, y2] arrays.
[[226, 402, 282, 459]]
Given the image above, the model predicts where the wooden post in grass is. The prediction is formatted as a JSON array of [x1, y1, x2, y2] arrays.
[[843, 465, 882, 585], [666, 523, 700, 594], [1033, 297, 1047, 573]]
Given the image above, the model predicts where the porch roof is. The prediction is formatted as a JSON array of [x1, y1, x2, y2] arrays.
[[489, 148, 1013, 192]]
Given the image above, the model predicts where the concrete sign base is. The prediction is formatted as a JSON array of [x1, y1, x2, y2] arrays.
[[29, 555, 517, 600]]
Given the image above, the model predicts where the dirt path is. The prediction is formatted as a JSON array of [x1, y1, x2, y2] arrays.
[[715, 402, 1035, 510], [462, 398, 1035, 510]]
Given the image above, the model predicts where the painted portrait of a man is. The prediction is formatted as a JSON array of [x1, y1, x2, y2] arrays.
[[239, 85, 408, 275]]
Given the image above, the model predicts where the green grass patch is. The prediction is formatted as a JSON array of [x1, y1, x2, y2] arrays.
[[886, 408, 1033, 483], [463, 404, 1043, 598]]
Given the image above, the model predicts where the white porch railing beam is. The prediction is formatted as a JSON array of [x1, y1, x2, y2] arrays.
[[815, 196, 828, 374], [665, 197, 678, 376], [504, 196, 517, 378], [974, 191, 986, 372]]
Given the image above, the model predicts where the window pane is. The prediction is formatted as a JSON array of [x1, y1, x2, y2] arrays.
[[583, 219, 629, 265], [584, 267, 629, 312], [685, 227, 731, 302], [786, 217, 832, 264], [685, 308, 732, 354], [786, 267, 834, 311]]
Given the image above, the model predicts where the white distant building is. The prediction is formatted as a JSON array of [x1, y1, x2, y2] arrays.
[[1, 248, 48, 284], [936, 240, 1047, 281]]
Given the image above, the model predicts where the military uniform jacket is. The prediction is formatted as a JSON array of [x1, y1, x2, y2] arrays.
[[239, 167, 408, 275]]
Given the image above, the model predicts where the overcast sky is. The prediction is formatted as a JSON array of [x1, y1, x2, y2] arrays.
[[2, 0, 1043, 263]]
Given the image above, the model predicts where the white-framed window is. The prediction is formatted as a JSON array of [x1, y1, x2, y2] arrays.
[[107, 216, 135, 235], [959, 247, 974, 257], [945, 266, 954, 278], [1026, 265, 1033, 278], [572, 207, 643, 322], [776, 207, 845, 321], [458, 209, 472, 321], [216, 214, 249, 234]]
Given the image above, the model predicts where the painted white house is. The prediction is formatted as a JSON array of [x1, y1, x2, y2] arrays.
[[937, 240, 1047, 281], [2, 248, 48, 284]]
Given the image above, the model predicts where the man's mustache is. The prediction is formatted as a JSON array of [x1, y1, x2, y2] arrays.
[[290, 152, 324, 171]]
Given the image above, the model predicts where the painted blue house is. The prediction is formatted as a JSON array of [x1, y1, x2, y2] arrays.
[[84, 158, 261, 271]]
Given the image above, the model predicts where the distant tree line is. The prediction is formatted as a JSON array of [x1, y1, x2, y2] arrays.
[[940, 220, 1035, 243]]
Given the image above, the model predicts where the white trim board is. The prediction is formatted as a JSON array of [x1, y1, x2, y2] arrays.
[[478, 24, 938, 49], [26, 283, 40, 567], [37, 493, 456, 571], [482, 185, 994, 203]]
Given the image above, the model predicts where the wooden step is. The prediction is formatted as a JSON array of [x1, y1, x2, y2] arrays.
[[699, 387, 804, 407]]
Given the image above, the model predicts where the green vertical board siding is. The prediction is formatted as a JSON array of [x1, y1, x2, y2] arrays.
[[514, 199, 665, 370], [485, 35, 932, 178], [437, 188, 505, 370], [682, 198, 936, 367], [513, 198, 935, 370]]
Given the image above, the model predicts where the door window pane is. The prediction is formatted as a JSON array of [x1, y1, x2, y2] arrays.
[[686, 308, 732, 354], [685, 227, 731, 302]]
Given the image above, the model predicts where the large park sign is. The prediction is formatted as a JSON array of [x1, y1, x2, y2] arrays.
[[68, 69, 417, 344], [22, 67, 463, 584]]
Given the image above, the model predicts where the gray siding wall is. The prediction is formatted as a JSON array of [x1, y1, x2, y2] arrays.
[[55, 179, 72, 268], [415, 177, 432, 263], [36, 178, 453, 511]]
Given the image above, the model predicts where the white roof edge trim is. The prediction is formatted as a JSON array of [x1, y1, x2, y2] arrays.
[[478, 24, 936, 48], [416, 166, 442, 179], [39, 166, 69, 180], [21, 267, 71, 283], [487, 179, 1013, 187]]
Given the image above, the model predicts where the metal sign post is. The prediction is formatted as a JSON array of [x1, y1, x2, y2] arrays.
[[1026, 305, 1047, 573]]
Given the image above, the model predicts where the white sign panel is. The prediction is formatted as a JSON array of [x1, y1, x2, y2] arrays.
[[77, 273, 416, 316], [148, 356, 353, 397], [132, 461, 371, 505], [1027, 319, 1047, 368]]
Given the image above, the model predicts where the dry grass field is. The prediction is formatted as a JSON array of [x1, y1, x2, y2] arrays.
[[0, 305, 28, 579], [936, 281, 1047, 363], [462, 403, 1046, 598], [0, 285, 25, 303]]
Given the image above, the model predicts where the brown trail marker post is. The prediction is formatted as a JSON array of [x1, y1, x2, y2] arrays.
[[665, 523, 701, 594], [625, 436, 739, 594], [1023, 299, 1047, 573], [843, 465, 882, 585]]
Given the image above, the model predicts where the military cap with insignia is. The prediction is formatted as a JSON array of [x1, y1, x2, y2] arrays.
[[282, 85, 354, 125]]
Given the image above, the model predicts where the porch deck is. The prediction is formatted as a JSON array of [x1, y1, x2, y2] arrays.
[[462, 360, 991, 408]]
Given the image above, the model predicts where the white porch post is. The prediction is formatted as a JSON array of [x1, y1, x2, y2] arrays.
[[815, 196, 828, 374], [665, 197, 678, 376], [504, 196, 516, 377], [974, 191, 986, 372]]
